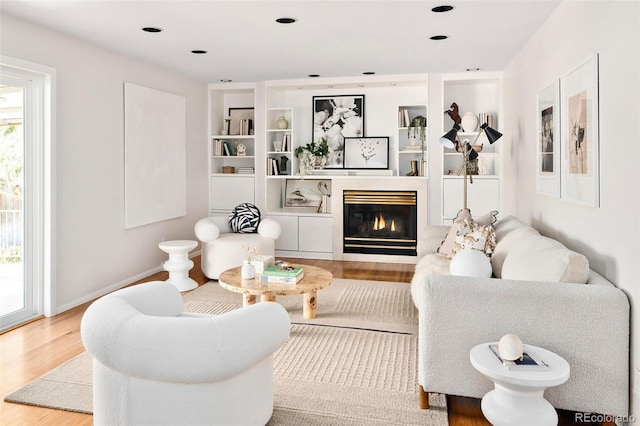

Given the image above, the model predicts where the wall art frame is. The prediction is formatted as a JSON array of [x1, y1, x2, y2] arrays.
[[312, 94, 365, 169], [343, 136, 389, 170], [536, 79, 560, 198], [560, 53, 600, 207], [284, 178, 331, 207]]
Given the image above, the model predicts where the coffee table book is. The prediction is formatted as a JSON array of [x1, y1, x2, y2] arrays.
[[488, 344, 549, 370], [262, 264, 303, 277], [256, 271, 305, 284]]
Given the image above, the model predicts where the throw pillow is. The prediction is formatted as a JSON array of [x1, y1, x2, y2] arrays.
[[437, 209, 498, 256], [228, 203, 261, 233], [451, 217, 497, 258]]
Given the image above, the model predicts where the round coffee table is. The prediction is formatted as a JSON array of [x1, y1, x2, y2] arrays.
[[470, 342, 570, 426], [218, 264, 333, 319]]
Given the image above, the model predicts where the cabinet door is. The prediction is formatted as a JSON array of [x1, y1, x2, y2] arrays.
[[298, 216, 333, 253], [210, 176, 254, 211], [265, 215, 298, 251], [442, 178, 499, 219]]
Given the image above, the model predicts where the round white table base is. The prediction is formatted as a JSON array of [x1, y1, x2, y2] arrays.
[[481, 385, 557, 426], [159, 240, 198, 292]]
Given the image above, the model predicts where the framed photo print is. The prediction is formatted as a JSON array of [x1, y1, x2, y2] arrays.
[[560, 54, 600, 207], [228, 107, 254, 135], [312, 95, 365, 168], [536, 80, 560, 197], [284, 179, 331, 207], [343, 137, 389, 170]]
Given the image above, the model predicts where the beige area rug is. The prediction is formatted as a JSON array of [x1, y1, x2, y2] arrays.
[[5, 279, 448, 425]]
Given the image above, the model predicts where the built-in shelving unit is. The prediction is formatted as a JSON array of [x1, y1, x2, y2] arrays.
[[397, 104, 427, 177], [441, 73, 503, 224]]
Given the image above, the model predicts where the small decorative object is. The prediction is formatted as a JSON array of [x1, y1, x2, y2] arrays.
[[276, 116, 289, 129], [461, 112, 479, 132], [222, 166, 235, 174], [273, 140, 283, 152], [240, 244, 259, 279], [444, 102, 462, 126], [222, 116, 231, 135], [241, 260, 255, 279], [498, 334, 525, 361], [406, 160, 419, 176], [279, 156, 289, 173], [449, 247, 492, 277], [235, 142, 247, 156], [294, 137, 332, 175]]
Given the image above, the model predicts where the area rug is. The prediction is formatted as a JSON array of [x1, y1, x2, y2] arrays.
[[5, 278, 448, 425]]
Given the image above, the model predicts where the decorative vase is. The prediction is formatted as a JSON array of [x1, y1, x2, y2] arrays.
[[461, 112, 479, 132], [241, 260, 255, 279], [276, 116, 289, 129], [314, 157, 324, 169]]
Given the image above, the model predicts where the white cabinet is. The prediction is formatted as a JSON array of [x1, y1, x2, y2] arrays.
[[266, 214, 333, 257], [299, 216, 333, 252], [442, 177, 499, 223], [210, 176, 255, 213], [441, 73, 503, 223]]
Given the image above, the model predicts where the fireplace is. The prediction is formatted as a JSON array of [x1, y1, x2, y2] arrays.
[[343, 190, 417, 256]]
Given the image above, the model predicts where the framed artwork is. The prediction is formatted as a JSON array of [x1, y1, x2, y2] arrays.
[[312, 94, 365, 168], [343, 137, 389, 169], [536, 80, 560, 198], [560, 54, 600, 207], [228, 107, 254, 135], [284, 179, 331, 207]]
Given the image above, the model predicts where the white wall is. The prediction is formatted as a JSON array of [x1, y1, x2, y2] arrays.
[[503, 0, 640, 415], [1, 15, 208, 312]]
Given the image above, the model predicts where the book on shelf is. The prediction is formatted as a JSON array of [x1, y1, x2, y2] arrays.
[[488, 344, 549, 370], [404, 109, 410, 127], [262, 263, 303, 277], [256, 271, 304, 284], [222, 141, 232, 156]]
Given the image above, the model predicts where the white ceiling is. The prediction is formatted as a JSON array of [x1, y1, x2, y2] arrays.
[[1, 0, 561, 83]]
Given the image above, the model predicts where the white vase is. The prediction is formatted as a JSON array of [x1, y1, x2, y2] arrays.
[[276, 116, 289, 129], [461, 112, 479, 132], [241, 260, 255, 279]]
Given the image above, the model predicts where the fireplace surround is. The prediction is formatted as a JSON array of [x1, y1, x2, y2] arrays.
[[343, 190, 417, 256]]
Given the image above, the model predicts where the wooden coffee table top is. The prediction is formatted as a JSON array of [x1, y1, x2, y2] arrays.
[[218, 264, 333, 297]]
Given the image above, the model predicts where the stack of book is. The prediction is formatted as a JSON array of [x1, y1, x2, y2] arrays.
[[237, 167, 254, 175], [256, 264, 304, 284]]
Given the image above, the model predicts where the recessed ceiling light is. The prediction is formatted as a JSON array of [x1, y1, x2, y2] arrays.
[[276, 17, 296, 24], [220, 79, 232, 83], [142, 27, 163, 33], [191, 50, 207, 54], [432, 5, 454, 13], [466, 67, 480, 72], [430, 35, 448, 41], [363, 71, 375, 75], [308, 74, 320, 78]]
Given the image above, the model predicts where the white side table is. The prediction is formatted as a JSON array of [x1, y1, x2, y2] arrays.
[[470, 342, 570, 426], [159, 240, 198, 291]]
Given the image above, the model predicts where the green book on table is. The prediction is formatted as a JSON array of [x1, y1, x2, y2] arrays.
[[262, 264, 303, 277]]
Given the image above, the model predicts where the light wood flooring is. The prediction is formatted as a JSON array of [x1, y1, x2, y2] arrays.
[[0, 256, 611, 425]]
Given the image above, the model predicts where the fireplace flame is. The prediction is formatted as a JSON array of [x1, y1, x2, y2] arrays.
[[373, 214, 390, 231], [391, 220, 396, 232]]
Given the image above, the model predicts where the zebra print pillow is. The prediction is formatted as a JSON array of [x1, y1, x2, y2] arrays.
[[228, 203, 261, 233]]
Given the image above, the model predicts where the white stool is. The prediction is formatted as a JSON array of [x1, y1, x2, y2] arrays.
[[159, 240, 198, 291], [470, 342, 570, 426]]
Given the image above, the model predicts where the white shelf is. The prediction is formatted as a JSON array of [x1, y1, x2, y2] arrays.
[[211, 134, 254, 139]]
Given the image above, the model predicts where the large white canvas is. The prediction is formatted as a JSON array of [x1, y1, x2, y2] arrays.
[[124, 82, 186, 228]]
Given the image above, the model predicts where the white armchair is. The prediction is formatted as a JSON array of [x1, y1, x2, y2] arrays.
[[81, 281, 291, 426], [195, 216, 281, 280]]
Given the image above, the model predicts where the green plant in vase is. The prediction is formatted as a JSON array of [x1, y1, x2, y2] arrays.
[[294, 137, 332, 176]]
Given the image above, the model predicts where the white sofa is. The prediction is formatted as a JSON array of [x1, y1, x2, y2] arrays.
[[81, 281, 291, 426], [411, 215, 630, 417], [195, 216, 281, 280]]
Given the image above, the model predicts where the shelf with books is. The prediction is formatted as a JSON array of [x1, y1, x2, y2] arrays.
[[397, 104, 427, 177], [266, 107, 294, 177]]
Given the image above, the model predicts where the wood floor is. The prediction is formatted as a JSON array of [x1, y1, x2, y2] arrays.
[[0, 256, 610, 425]]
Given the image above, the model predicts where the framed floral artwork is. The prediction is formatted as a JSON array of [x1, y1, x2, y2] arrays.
[[312, 94, 365, 168], [536, 80, 560, 198], [343, 137, 389, 169], [560, 54, 600, 207]]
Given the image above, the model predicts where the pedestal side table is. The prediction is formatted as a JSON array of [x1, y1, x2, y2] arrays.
[[470, 342, 570, 426], [159, 240, 198, 291]]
